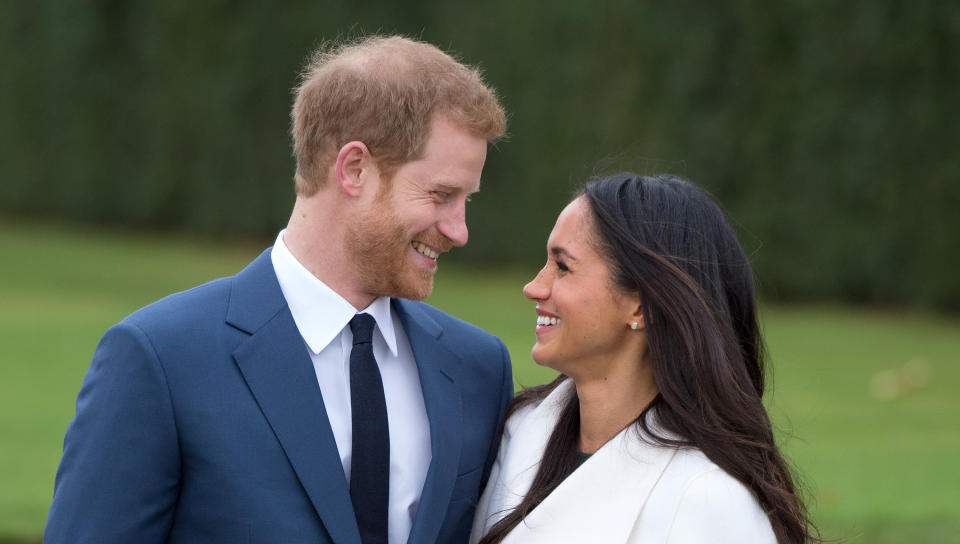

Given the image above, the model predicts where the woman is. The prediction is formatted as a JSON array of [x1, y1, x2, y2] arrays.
[[470, 174, 818, 543]]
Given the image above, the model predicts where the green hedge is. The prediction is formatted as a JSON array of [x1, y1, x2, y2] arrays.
[[2, 1, 958, 310]]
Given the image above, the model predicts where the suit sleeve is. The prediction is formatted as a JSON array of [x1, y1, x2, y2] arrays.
[[468, 411, 510, 544], [45, 321, 180, 544], [665, 468, 777, 543], [480, 338, 513, 488]]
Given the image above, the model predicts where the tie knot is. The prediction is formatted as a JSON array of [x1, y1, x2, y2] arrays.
[[349, 313, 376, 346]]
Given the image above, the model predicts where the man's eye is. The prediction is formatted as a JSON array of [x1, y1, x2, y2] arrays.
[[433, 191, 452, 202]]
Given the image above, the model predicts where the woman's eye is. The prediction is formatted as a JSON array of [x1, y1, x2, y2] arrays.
[[556, 260, 569, 272]]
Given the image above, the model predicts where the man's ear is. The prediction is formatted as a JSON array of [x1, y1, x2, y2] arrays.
[[334, 141, 376, 197]]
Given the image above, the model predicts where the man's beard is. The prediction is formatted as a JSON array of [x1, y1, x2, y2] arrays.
[[345, 206, 436, 301]]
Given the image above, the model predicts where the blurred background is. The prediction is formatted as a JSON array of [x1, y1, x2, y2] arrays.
[[1, 1, 958, 542]]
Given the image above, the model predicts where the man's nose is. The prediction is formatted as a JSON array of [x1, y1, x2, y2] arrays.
[[439, 201, 469, 247]]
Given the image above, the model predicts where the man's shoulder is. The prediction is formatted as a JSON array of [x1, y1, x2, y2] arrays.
[[123, 275, 235, 332], [395, 298, 501, 344], [121, 248, 275, 334]]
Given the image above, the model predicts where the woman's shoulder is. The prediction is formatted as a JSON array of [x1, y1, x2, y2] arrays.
[[663, 447, 728, 480], [661, 448, 761, 510], [669, 449, 757, 503], [646, 447, 776, 542]]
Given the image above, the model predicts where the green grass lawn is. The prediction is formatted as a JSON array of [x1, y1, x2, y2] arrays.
[[2, 219, 958, 542]]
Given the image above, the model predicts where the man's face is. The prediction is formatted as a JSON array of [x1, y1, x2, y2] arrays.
[[346, 116, 488, 301]]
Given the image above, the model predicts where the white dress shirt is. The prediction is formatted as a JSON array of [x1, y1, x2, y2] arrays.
[[271, 231, 432, 544]]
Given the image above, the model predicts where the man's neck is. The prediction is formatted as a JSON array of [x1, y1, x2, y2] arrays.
[[283, 196, 376, 311]]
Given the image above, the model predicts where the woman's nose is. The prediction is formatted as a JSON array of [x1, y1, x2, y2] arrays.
[[522, 267, 550, 301]]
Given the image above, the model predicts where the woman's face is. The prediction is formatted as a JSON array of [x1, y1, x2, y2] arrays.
[[522, 197, 642, 377]]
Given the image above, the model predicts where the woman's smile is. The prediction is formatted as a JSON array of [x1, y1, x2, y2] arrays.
[[535, 308, 562, 334]]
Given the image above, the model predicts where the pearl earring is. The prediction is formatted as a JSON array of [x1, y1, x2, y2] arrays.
[[630, 322, 639, 330]]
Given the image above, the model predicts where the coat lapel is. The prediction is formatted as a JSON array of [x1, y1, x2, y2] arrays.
[[395, 300, 463, 544], [227, 250, 361, 544], [497, 381, 678, 544]]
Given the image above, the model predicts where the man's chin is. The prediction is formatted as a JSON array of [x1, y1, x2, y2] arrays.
[[403, 277, 434, 301], [386, 270, 435, 301]]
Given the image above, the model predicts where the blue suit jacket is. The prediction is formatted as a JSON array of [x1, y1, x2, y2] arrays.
[[45, 249, 514, 544]]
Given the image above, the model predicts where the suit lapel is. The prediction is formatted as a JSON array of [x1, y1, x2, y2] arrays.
[[499, 381, 678, 544], [228, 251, 361, 544], [395, 300, 463, 544]]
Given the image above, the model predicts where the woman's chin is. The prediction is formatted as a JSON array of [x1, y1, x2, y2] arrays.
[[530, 346, 547, 365], [530, 347, 561, 371]]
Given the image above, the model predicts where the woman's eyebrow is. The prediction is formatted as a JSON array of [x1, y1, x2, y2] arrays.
[[549, 246, 579, 262]]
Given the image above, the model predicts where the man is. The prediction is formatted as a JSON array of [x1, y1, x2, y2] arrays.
[[45, 36, 512, 544]]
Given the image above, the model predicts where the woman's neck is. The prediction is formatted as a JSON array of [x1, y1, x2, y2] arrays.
[[574, 361, 658, 454]]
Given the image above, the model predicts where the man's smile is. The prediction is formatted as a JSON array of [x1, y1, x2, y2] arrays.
[[411, 241, 439, 260]]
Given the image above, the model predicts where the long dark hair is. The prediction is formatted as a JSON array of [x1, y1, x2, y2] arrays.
[[479, 174, 819, 544]]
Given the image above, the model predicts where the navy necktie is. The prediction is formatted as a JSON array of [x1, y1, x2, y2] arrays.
[[349, 313, 390, 544]]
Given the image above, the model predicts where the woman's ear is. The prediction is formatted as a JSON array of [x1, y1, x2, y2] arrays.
[[334, 141, 375, 197], [625, 295, 645, 331]]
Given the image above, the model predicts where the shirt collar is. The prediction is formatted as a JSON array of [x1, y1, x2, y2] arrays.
[[270, 230, 399, 357]]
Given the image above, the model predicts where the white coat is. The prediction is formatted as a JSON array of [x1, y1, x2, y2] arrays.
[[470, 379, 777, 543]]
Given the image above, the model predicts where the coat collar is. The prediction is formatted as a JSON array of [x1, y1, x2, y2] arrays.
[[227, 251, 463, 544], [486, 379, 678, 544]]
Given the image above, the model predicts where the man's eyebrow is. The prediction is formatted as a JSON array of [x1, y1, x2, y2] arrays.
[[433, 182, 478, 195], [549, 246, 578, 262]]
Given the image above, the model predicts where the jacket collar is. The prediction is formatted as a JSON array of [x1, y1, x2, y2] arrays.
[[490, 380, 679, 544]]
